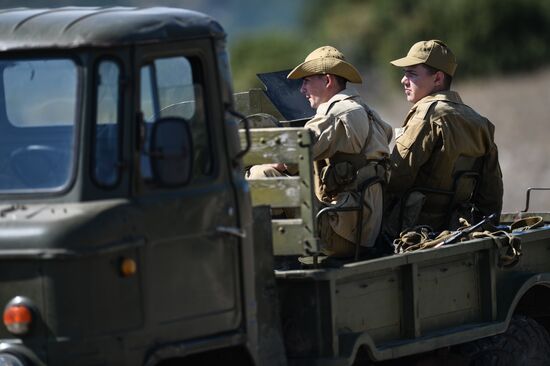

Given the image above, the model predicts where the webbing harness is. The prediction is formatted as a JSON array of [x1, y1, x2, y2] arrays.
[[393, 216, 543, 268]]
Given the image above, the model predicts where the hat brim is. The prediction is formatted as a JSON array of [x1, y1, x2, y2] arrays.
[[287, 58, 362, 83], [390, 56, 426, 68]]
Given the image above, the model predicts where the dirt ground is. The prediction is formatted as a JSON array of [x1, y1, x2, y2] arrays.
[[365, 68, 550, 213]]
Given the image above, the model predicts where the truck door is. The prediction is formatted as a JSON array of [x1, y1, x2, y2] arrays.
[[134, 41, 243, 341]]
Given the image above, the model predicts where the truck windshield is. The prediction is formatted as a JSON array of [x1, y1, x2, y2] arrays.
[[0, 58, 77, 192]]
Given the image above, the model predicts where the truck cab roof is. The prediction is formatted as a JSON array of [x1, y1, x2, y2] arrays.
[[0, 7, 225, 51]]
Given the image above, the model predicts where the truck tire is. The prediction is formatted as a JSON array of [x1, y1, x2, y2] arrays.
[[460, 315, 550, 366]]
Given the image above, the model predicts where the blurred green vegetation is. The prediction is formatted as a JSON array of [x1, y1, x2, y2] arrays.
[[229, 32, 316, 92], [230, 0, 550, 91]]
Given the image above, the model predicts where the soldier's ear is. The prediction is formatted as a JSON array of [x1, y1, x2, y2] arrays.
[[325, 74, 336, 88], [434, 71, 445, 87]]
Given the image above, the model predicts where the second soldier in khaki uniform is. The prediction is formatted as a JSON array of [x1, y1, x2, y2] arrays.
[[386, 40, 503, 233]]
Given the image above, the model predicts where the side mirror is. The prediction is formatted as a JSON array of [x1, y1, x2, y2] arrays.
[[150, 117, 193, 187]]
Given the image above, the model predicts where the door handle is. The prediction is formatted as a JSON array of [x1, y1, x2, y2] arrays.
[[216, 226, 246, 238]]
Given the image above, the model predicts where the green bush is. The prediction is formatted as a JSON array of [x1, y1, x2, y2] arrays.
[[229, 0, 550, 91]]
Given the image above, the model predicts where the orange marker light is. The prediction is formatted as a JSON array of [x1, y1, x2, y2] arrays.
[[3, 304, 32, 335], [120, 258, 137, 277]]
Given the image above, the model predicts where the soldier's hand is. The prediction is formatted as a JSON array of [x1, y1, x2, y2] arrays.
[[269, 163, 287, 172]]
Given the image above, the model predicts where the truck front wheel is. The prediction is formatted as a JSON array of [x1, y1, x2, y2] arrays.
[[459, 315, 550, 366]]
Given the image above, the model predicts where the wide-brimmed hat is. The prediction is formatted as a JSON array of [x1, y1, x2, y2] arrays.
[[390, 40, 457, 77], [287, 46, 363, 83]]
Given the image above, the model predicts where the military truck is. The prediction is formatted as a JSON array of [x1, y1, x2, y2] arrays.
[[0, 6, 549, 366]]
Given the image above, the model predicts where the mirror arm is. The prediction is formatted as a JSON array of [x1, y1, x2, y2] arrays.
[[227, 106, 251, 161]]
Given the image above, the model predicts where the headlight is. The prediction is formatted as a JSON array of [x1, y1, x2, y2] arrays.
[[0, 353, 26, 366]]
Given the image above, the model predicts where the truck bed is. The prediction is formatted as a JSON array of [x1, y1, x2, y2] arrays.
[[275, 219, 550, 365], [239, 124, 550, 365]]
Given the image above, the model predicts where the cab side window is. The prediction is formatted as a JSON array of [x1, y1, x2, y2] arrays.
[[93, 60, 121, 187], [140, 56, 212, 187]]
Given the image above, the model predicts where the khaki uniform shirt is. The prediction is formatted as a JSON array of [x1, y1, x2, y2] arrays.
[[387, 91, 503, 231], [306, 88, 393, 247]]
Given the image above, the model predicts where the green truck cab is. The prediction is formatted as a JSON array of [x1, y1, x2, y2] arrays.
[[0, 7, 256, 366], [0, 6, 550, 366]]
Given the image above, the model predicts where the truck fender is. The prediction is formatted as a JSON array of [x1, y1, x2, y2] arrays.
[[501, 273, 550, 325], [338, 331, 391, 364]]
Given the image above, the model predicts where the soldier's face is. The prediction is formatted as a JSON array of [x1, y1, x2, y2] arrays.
[[300, 75, 330, 109], [401, 65, 438, 103]]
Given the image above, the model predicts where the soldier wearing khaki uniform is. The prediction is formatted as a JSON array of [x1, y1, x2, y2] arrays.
[[249, 46, 392, 257], [386, 40, 503, 233]]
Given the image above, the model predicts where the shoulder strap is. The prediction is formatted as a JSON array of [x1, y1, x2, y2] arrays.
[[358, 102, 376, 156], [323, 99, 340, 116], [324, 97, 375, 156]]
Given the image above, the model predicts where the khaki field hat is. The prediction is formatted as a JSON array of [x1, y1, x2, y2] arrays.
[[390, 40, 457, 76], [287, 46, 363, 83]]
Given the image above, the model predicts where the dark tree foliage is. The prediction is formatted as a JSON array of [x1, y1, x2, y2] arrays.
[[302, 0, 550, 80]]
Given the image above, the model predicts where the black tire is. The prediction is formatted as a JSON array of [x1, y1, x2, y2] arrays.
[[460, 315, 550, 366]]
